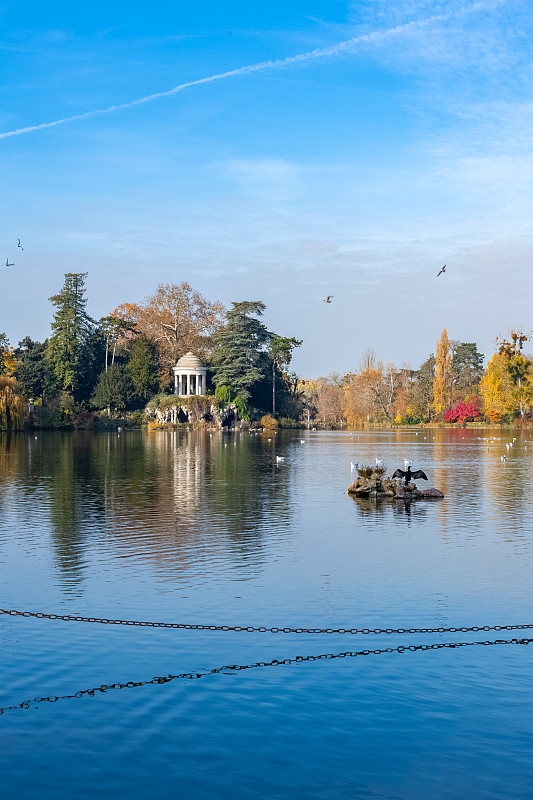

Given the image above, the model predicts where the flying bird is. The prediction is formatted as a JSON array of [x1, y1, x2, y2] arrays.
[[404, 459, 413, 468], [17, 239, 24, 250], [392, 466, 428, 485], [437, 264, 446, 277], [323, 296, 333, 303], [5, 258, 14, 267]]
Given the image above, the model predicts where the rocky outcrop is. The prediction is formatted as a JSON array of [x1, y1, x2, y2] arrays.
[[145, 396, 242, 428], [348, 471, 444, 500]]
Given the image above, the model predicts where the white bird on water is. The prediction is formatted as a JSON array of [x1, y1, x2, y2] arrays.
[[501, 455, 506, 461], [350, 462, 358, 470], [404, 459, 412, 468], [276, 455, 284, 462], [375, 458, 384, 467]]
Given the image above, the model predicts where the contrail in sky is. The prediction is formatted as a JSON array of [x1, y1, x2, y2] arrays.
[[0, 2, 496, 140]]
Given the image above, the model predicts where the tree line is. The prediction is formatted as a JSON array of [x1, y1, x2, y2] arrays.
[[2, 274, 533, 429], [0, 273, 302, 428], [300, 327, 533, 426]]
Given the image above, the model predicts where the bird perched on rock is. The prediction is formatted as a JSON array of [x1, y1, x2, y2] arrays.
[[392, 466, 428, 485]]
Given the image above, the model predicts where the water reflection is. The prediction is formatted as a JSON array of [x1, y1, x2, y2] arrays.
[[3, 635, 530, 715], [350, 496, 434, 521], [0, 431, 295, 588]]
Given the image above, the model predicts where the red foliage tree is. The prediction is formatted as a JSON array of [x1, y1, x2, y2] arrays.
[[443, 397, 481, 423]]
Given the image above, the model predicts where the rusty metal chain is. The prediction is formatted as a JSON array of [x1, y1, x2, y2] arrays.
[[1, 636, 531, 715], [1, 607, 532, 636]]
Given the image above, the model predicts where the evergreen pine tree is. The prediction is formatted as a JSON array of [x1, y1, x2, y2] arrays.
[[211, 301, 270, 400], [15, 337, 56, 399], [126, 336, 159, 403], [48, 273, 95, 401], [91, 364, 134, 414]]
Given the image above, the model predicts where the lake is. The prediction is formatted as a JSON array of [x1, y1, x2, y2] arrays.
[[1, 427, 532, 799]]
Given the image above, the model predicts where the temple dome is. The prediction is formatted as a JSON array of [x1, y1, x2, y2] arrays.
[[175, 352, 205, 370]]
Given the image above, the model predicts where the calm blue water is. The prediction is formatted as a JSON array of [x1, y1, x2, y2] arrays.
[[1, 428, 533, 799]]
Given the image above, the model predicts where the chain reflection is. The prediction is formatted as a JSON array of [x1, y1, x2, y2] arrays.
[[2, 636, 531, 715]]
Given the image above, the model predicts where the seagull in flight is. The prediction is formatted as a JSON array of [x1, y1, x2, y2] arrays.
[[17, 239, 24, 250], [323, 296, 333, 303], [5, 258, 14, 267], [437, 264, 446, 277]]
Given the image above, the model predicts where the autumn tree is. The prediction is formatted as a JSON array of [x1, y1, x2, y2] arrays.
[[479, 352, 517, 421], [315, 381, 345, 424], [433, 329, 453, 415], [490, 330, 533, 417], [112, 283, 224, 380], [0, 333, 16, 375], [0, 376, 25, 429], [343, 350, 404, 423]]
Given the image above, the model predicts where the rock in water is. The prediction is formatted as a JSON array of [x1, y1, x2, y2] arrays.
[[421, 488, 444, 498], [348, 471, 444, 500]]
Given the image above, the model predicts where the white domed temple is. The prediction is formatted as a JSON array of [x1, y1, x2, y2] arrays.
[[173, 352, 207, 396]]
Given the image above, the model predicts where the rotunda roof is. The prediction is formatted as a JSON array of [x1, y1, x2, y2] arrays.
[[175, 351, 206, 370]]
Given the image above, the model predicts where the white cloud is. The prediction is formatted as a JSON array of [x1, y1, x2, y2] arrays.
[[0, 0, 499, 140]]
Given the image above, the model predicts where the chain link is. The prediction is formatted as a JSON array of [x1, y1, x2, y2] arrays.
[[1, 636, 531, 715], [1, 607, 532, 637]]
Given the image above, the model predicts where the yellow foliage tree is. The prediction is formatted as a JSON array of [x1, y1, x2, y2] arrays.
[[433, 329, 452, 415], [0, 333, 17, 376], [479, 353, 516, 419], [0, 376, 26, 429]]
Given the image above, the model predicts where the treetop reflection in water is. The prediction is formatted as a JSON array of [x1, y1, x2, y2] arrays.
[[0, 430, 294, 588]]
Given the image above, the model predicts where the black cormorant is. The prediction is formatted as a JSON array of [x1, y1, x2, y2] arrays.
[[392, 466, 428, 485]]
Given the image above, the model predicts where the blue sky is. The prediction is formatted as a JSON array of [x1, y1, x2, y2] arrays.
[[1, 0, 532, 376]]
